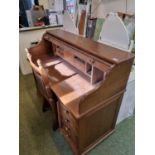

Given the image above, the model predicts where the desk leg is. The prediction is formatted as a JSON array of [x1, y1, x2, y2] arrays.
[[42, 98, 50, 112]]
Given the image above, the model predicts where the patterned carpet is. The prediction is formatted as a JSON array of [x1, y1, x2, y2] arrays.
[[19, 73, 134, 155]]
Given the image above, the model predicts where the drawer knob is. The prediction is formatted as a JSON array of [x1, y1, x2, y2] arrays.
[[66, 133, 71, 137], [65, 126, 70, 131], [89, 59, 95, 64], [65, 119, 70, 123], [65, 110, 69, 114]]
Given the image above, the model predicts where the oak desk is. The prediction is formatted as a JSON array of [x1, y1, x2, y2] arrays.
[[28, 29, 134, 155]]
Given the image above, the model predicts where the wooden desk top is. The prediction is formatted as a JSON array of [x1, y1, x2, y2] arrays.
[[51, 73, 97, 117], [47, 60, 77, 86], [40, 56, 96, 116], [40, 56, 93, 105], [51, 73, 96, 106], [47, 29, 134, 64]]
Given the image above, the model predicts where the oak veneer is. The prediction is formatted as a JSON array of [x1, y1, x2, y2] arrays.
[[26, 29, 134, 155]]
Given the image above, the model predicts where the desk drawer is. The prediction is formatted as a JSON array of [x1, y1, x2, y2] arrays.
[[62, 122, 78, 146], [59, 102, 78, 135], [44, 34, 111, 73], [56, 46, 88, 73], [45, 34, 95, 76], [61, 114, 78, 135], [94, 61, 111, 72]]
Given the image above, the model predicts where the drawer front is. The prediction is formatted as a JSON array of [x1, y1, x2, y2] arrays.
[[59, 103, 78, 145], [94, 61, 111, 72], [44, 34, 88, 62], [56, 46, 73, 62], [61, 120, 78, 145], [52, 38, 90, 74], [61, 114, 78, 135], [56, 47, 87, 73], [45, 34, 97, 75], [59, 103, 78, 135]]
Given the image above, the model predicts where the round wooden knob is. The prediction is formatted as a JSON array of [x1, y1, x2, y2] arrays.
[[65, 119, 69, 123], [65, 127, 69, 131], [89, 59, 95, 64], [92, 60, 95, 64], [65, 110, 69, 114]]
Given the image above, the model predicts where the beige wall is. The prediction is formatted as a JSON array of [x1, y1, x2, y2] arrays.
[[38, 0, 63, 10], [39, 0, 50, 9], [92, 0, 135, 18]]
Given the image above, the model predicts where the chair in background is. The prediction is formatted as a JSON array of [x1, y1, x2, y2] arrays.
[[26, 48, 58, 130]]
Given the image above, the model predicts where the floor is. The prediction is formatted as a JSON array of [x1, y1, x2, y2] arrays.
[[19, 73, 135, 155]]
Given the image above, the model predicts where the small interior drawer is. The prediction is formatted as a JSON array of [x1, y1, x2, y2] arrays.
[[55, 46, 87, 73], [93, 60, 111, 72]]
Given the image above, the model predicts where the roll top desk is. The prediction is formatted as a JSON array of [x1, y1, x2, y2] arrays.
[[27, 29, 134, 155]]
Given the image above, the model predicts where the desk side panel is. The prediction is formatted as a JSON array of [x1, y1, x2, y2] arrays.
[[79, 58, 134, 114], [78, 96, 123, 153]]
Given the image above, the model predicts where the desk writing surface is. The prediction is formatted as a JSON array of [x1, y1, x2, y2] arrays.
[[47, 61, 77, 86], [47, 29, 134, 64], [33, 55, 62, 67], [51, 74, 96, 106], [44, 57, 95, 106]]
